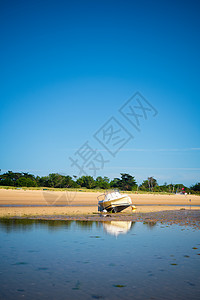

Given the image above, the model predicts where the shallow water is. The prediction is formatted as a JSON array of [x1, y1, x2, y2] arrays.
[[0, 219, 199, 300]]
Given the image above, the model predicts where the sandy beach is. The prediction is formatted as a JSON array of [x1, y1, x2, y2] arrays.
[[0, 188, 199, 218]]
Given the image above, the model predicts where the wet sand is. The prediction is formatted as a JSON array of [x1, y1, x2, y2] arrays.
[[19, 210, 199, 230]]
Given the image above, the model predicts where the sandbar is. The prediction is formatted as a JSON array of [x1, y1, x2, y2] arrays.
[[0, 189, 199, 219]]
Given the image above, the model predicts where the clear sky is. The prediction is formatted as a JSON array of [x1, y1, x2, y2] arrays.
[[0, 0, 200, 186]]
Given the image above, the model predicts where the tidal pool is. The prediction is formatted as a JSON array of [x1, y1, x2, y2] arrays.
[[0, 219, 199, 300]]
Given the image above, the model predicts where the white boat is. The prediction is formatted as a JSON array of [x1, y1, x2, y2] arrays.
[[98, 190, 133, 213]]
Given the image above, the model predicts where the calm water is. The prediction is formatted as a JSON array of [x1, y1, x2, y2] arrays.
[[0, 219, 199, 300]]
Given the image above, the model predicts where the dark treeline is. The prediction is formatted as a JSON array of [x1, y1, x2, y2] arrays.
[[0, 171, 200, 194]]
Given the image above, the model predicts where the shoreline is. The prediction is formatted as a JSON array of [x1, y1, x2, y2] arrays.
[[1, 210, 200, 230], [0, 189, 200, 228]]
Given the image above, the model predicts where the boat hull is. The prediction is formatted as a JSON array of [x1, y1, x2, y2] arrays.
[[98, 196, 132, 213]]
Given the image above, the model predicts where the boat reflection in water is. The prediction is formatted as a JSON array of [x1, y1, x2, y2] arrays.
[[102, 221, 132, 236]]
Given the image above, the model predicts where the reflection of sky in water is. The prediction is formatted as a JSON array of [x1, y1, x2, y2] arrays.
[[0, 220, 200, 300]]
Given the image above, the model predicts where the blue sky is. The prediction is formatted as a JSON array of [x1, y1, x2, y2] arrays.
[[0, 0, 200, 186]]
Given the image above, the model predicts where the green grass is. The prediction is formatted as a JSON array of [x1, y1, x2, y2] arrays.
[[0, 185, 106, 193], [0, 185, 198, 195]]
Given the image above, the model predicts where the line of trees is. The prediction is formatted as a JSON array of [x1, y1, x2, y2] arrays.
[[0, 171, 199, 194]]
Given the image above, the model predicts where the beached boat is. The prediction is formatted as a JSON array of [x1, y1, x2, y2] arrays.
[[98, 190, 133, 213]]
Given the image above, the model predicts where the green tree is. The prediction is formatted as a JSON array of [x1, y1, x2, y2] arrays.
[[139, 180, 149, 191], [16, 177, 37, 187], [110, 174, 137, 191], [110, 177, 121, 188], [0, 171, 37, 187], [119, 173, 137, 191], [38, 173, 77, 188], [48, 173, 61, 187], [140, 177, 158, 191], [0, 177, 14, 186], [95, 176, 110, 189], [38, 176, 51, 187], [190, 182, 200, 192], [62, 175, 78, 188], [76, 176, 96, 189], [174, 184, 188, 193], [147, 177, 157, 191]]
